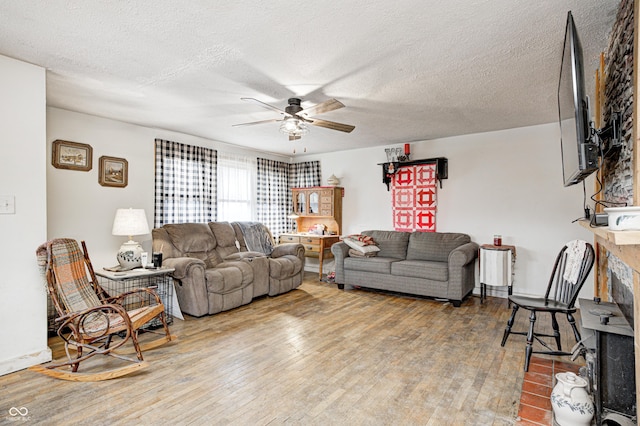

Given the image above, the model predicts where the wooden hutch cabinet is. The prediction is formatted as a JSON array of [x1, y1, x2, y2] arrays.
[[280, 186, 343, 280]]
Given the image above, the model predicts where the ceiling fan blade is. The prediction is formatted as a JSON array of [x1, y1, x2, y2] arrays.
[[232, 118, 281, 127], [241, 97, 289, 116], [306, 118, 355, 133], [299, 98, 345, 118]]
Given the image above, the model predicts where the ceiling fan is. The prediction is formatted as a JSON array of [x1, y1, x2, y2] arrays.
[[233, 97, 355, 141]]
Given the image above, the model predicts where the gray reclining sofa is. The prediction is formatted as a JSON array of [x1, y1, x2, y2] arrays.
[[152, 221, 304, 317]]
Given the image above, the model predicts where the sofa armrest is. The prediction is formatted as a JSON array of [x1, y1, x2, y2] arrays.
[[160, 256, 209, 317], [447, 242, 479, 302], [271, 243, 304, 260], [331, 242, 350, 285], [161, 257, 205, 280], [448, 242, 479, 267]]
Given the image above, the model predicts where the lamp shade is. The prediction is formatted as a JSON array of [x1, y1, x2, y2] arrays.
[[112, 208, 150, 270], [112, 208, 150, 237]]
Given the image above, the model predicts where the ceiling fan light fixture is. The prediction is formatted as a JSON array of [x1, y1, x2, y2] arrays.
[[279, 118, 309, 136]]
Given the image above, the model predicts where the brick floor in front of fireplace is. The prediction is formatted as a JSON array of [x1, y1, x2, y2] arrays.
[[515, 356, 582, 425]]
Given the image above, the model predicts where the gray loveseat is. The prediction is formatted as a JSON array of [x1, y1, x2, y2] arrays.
[[152, 221, 305, 317], [331, 230, 478, 307]]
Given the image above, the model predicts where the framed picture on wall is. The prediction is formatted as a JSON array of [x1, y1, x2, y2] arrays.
[[51, 139, 93, 171], [98, 156, 128, 188]]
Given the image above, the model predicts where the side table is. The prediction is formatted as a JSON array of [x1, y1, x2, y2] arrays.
[[479, 244, 516, 304], [95, 267, 182, 325]]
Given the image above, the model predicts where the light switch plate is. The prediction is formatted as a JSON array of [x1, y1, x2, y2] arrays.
[[0, 195, 15, 214]]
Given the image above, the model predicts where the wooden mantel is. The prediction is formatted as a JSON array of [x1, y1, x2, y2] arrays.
[[578, 220, 640, 273]]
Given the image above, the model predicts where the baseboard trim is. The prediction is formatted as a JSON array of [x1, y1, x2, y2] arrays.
[[0, 347, 52, 377], [473, 285, 508, 299]]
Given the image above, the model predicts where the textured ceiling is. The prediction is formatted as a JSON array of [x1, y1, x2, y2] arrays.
[[0, 1, 620, 155]]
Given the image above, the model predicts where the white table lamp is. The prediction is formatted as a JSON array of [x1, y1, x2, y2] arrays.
[[112, 208, 150, 270]]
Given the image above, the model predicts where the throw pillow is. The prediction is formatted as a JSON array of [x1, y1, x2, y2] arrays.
[[344, 237, 381, 254], [345, 234, 376, 246]]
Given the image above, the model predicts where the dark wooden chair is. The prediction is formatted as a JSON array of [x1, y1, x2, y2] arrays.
[[500, 240, 595, 371], [32, 238, 175, 381]]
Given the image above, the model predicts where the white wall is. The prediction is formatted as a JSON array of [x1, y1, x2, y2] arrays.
[[46, 108, 289, 269], [299, 123, 596, 298], [0, 56, 51, 375]]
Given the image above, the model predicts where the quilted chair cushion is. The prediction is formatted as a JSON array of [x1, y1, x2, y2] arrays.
[[406, 232, 471, 262], [268, 255, 303, 280], [362, 230, 410, 259]]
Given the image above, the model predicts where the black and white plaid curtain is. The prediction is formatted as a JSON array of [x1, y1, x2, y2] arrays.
[[289, 161, 322, 188], [257, 158, 321, 236], [256, 158, 290, 237], [154, 139, 217, 228]]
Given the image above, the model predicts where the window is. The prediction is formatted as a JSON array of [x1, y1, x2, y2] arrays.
[[217, 153, 255, 222]]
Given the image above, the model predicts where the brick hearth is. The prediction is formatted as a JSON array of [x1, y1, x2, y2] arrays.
[[515, 356, 582, 425]]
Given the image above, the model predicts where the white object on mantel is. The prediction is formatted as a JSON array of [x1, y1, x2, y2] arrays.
[[327, 174, 340, 186], [605, 206, 640, 231]]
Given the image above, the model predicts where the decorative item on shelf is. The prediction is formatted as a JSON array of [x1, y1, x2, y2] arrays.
[[403, 143, 411, 162], [493, 234, 502, 246], [550, 372, 594, 426], [327, 174, 340, 186], [112, 208, 150, 270], [384, 146, 411, 163], [385, 148, 395, 162]]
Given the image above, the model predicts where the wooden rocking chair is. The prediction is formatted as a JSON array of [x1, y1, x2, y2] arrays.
[[31, 238, 175, 381]]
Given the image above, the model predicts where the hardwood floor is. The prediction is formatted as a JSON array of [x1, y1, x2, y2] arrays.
[[0, 273, 581, 425]]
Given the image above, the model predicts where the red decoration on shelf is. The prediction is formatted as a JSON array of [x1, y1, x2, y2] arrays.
[[404, 143, 410, 155]]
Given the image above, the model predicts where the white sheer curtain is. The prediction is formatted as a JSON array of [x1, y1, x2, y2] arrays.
[[217, 153, 256, 222]]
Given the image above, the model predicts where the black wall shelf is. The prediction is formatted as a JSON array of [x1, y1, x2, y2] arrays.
[[378, 157, 448, 190]]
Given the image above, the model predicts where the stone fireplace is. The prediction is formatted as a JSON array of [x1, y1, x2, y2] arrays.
[[580, 298, 636, 424], [581, 0, 640, 422]]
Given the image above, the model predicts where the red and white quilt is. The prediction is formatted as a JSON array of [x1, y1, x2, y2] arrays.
[[392, 163, 437, 232]]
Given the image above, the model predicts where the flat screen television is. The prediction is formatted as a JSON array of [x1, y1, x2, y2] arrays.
[[558, 11, 599, 187]]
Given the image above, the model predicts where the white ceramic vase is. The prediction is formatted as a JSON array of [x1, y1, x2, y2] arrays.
[[550, 372, 594, 426]]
